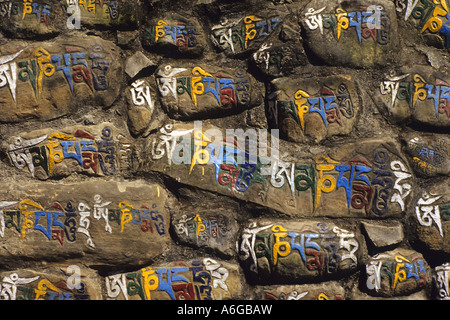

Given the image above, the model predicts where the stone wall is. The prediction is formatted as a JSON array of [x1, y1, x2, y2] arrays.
[[0, 0, 448, 301]]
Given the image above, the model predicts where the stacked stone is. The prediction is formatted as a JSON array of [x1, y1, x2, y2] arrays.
[[0, 0, 448, 300]]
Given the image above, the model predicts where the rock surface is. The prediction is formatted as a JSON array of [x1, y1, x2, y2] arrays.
[[0, 0, 448, 301]]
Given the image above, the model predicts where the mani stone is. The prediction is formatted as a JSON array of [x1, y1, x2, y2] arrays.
[[300, 0, 399, 68], [412, 182, 450, 254], [365, 249, 432, 297], [374, 65, 450, 129], [237, 219, 367, 285], [267, 74, 359, 143], [251, 12, 308, 77], [155, 62, 263, 120], [104, 258, 243, 300], [126, 76, 166, 137], [258, 281, 345, 300], [63, 0, 138, 29], [125, 51, 155, 78], [0, 35, 122, 123], [4, 123, 133, 180], [137, 122, 414, 219], [171, 209, 239, 258], [362, 221, 404, 248], [0, 180, 170, 270], [0, 0, 64, 39], [0, 266, 103, 300], [142, 13, 206, 57], [210, 7, 290, 57], [401, 133, 450, 178], [433, 262, 450, 300]]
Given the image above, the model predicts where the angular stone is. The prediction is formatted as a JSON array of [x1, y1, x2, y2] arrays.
[[0, 180, 170, 269], [137, 122, 414, 219], [3, 123, 133, 180], [362, 221, 404, 248], [104, 258, 242, 300], [210, 7, 290, 57], [374, 65, 450, 128], [237, 219, 367, 284], [433, 262, 450, 300], [125, 51, 155, 78], [300, 0, 400, 68], [364, 249, 432, 297], [267, 74, 359, 143], [0, 266, 102, 300], [142, 13, 206, 57], [401, 132, 450, 178], [0, 0, 64, 38], [258, 281, 345, 300], [171, 209, 239, 257], [412, 181, 450, 254], [0, 35, 122, 123], [155, 63, 263, 120]]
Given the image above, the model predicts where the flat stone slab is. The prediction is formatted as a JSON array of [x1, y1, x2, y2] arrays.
[[0, 180, 170, 269]]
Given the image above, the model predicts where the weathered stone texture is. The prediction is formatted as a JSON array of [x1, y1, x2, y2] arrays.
[[0, 180, 170, 269], [104, 258, 243, 300], [412, 181, 450, 254], [0, 0, 448, 302], [155, 63, 264, 120], [0, 35, 122, 123], [267, 74, 359, 143], [0, 266, 103, 300], [374, 66, 450, 128], [3, 123, 133, 180], [237, 219, 367, 284], [365, 249, 432, 297], [300, 0, 400, 68], [137, 124, 414, 219]]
